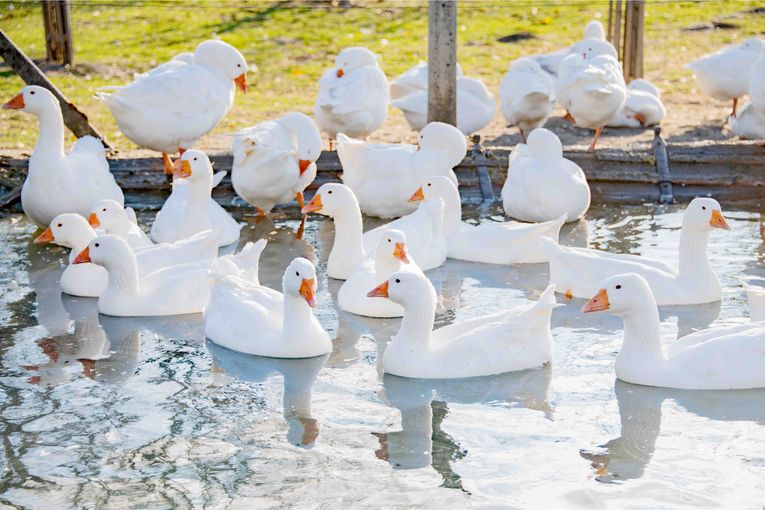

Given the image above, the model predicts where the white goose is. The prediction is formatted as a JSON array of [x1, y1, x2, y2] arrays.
[[88, 199, 152, 249], [34, 213, 218, 297], [532, 20, 607, 77], [302, 183, 446, 278], [731, 102, 765, 140], [607, 79, 667, 128], [499, 58, 556, 141], [232, 112, 322, 216], [556, 39, 627, 150], [413, 176, 566, 264], [150, 149, 241, 247], [338, 229, 423, 318], [389, 61, 464, 99], [97, 39, 248, 172], [502, 128, 590, 223], [368, 272, 557, 379], [2, 86, 123, 227], [687, 38, 765, 118], [392, 74, 496, 135], [582, 273, 765, 389], [544, 197, 730, 305], [211, 238, 267, 283], [73, 235, 211, 317], [205, 257, 332, 358], [314, 47, 389, 141], [750, 53, 765, 112], [337, 122, 466, 218]]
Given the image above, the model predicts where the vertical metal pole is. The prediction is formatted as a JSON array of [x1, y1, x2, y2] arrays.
[[428, 0, 457, 126]]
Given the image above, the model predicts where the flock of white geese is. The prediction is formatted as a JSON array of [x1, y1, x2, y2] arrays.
[[2, 24, 765, 392]]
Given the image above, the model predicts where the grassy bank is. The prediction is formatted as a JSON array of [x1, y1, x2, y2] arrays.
[[0, 0, 763, 152]]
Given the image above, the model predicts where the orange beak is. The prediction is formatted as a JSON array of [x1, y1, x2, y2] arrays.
[[173, 158, 192, 179], [298, 159, 311, 176], [2, 93, 24, 110], [582, 288, 610, 313], [34, 227, 54, 244], [709, 209, 730, 230], [336, 68, 344, 78], [409, 187, 425, 203], [367, 280, 389, 298], [234, 73, 247, 93], [301, 193, 322, 214], [393, 242, 409, 263], [299, 277, 317, 308], [633, 113, 647, 126], [87, 212, 101, 228], [73, 246, 91, 264]]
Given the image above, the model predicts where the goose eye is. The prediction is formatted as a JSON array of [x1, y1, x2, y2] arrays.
[[427, 183, 431, 187], [327, 190, 332, 194], [616, 285, 622, 290], [702, 206, 706, 210], [395, 278, 400, 283], [57, 223, 62, 227], [237, 63, 241, 67], [94, 243, 100, 248], [102, 208, 106, 212], [295, 271, 299, 277], [387, 238, 391, 243], [30, 90, 35, 95], [193, 157, 198, 161]]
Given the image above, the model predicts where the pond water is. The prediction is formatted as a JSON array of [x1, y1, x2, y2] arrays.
[[0, 202, 764, 509]]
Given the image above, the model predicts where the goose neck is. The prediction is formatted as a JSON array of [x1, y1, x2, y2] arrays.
[[103, 257, 140, 295], [30, 106, 65, 166], [436, 188, 461, 236], [677, 227, 714, 282], [396, 296, 436, 348], [282, 293, 316, 339], [617, 304, 665, 367], [328, 208, 365, 271]]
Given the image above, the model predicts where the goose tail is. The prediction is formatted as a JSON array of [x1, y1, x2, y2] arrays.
[[540, 236, 562, 259], [530, 284, 560, 312]]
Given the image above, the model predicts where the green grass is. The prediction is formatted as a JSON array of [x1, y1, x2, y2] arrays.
[[0, 0, 763, 151]]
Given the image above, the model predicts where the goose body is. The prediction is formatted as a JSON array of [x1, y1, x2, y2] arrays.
[[499, 58, 556, 139], [337, 122, 466, 218], [687, 38, 765, 117], [368, 272, 557, 379], [211, 239, 267, 283], [232, 112, 322, 215], [205, 258, 332, 358], [2, 86, 123, 227], [731, 102, 765, 139], [338, 229, 423, 318], [392, 75, 495, 135], [502, 128, 590, 223], [150, 150, 241, 247], [414, 176, 566, 264], [302, 183, 447, 278], [583, 273, 765, 389], [531, 20, 607, 77], [389, 61, 463, 100], [74, 235, 211, 317], [314, 47, 389, 139], [97, 40, 248, 155], [544, 197, 730, 305], [607, 79, 667, 128]]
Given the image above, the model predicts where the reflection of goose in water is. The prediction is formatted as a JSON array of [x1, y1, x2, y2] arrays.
[[80, 315, 143, 384], [375, 368, 552, 486], [207, 341, 327, 448], [581, 380, 765, 482], [26, 243, 72, 337]]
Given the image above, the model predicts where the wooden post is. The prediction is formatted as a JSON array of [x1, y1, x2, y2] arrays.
[[622, 0, 645, 81], [612, 0, 622, 60], [0, 29, 108, 147], [607, 0, 614, 42], [41, 0, 73, 66], [427, 0, 457, 126]]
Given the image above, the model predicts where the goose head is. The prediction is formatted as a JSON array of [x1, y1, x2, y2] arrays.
[[34, 213, 95, 249], [278, 112, 322, 172], [2, 85, 59, 115], [194, 39, 249, 93], [582, 273, 655, 316], [376, 229, 410, 264], [334, 47, 379, 78], [571, 39, 618, 60], [584, 20, 606, 40], [410, 175, 458, 205], [173, 149, 214, 186], [418, 122, 467, 166], [73, 234, 133, 270], [301, 183, 358, 217], [283, 257, 318, 308], [367, 271, 436, 308], [88, 199, 130, 231], [526, 128, 563, 159], [682, 197, 730, 232]]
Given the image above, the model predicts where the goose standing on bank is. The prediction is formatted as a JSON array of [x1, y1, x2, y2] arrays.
[[97, 40, 249, 172], [607, 79, 667, 128], [151, 150, 241, 247], [314, 47, 389, 143], [502, 128, 590, 223], [582, 273, 765, 390], [499, 58, 556, 141], [687, 38, 765, 118], [232, 112, 322, 216], [368, 272, 557, 379], [337, 122, 467, 218], [205, 257, 332, 358], [556, 39, 627, 150], [2, 86, 123, 227], [412, 176, 566, 264], [544, 197, 730, 305], [730, 102, 765, 140]]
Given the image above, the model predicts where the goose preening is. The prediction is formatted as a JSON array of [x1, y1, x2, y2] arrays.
[[2, 86, 123, 228], [499, 58, 556, 141], [582, 273, 765, 389], [607, 79, 667, 128]]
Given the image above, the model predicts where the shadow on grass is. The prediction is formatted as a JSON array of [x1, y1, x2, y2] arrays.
[[211, 1, 294, 34]]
